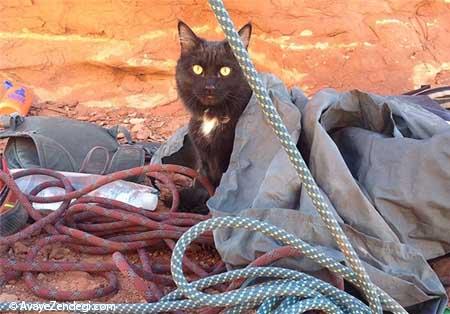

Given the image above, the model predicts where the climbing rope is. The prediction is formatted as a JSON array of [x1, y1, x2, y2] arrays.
[[0, 1, 408, 313], [0, 165, 216, 302], [207, 0, 389, 313]]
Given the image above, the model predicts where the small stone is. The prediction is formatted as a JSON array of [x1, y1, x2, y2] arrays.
[[37, 273, 46, 281], [136, 130, 151, 140], [156, 121, 165, 128], [49, 247, 71, 260], [13, 242, 28, 255], [61, 271, 95, 290], [38, 109, 62, 117], [131, 123, 145, 133], [0, 245, 9, 255], [130, 118, 146, 124], [0, 293, 19, 301]]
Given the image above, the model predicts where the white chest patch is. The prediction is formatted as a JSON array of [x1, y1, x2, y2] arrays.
[[201, 116, 219, 136]]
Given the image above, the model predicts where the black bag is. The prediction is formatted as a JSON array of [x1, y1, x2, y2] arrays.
[[403, 85, 450, 121], [0, 114, 160, 180]]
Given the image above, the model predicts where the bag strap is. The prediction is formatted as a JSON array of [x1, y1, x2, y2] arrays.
[[0, 114, 24, 130], [79, 146, 111, 174], [107, 144, 145, 182], [107, 125, 134, 144]]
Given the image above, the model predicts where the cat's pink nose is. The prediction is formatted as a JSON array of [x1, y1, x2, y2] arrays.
[[205, 85, 215, 91]]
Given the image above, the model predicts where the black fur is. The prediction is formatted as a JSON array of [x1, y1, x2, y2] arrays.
[[175, 21, 253, 213]]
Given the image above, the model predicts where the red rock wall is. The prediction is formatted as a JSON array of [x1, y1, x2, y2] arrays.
[[0, 0, 449, 109]]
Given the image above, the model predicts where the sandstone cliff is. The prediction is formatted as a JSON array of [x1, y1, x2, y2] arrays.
[[0, 0, 449, 109]]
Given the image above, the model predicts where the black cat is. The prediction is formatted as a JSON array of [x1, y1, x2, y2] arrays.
[[175, 21, 253, 213]]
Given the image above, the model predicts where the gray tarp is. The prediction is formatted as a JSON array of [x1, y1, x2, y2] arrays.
[[152, 73, 450, 314]]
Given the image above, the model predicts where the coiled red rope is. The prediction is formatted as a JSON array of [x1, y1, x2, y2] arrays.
[[0, 165, 216, 302], [0, 164, 343, 310]]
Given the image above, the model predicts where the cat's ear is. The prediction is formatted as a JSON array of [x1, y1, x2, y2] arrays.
[[238, 22, 252, 49], [178, 21, 201, 53]]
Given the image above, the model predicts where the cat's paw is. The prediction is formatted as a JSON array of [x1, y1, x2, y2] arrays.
[[178, 187, 210, 215]]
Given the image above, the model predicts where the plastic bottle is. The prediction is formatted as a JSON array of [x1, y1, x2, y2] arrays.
[[0, 80, 13, 99], [0, 81, 33, 116], [10, 169, 159, 211]]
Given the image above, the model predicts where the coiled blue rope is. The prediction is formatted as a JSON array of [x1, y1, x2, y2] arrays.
[[0, 1, 408, 313], [207, 0, 390, 313]]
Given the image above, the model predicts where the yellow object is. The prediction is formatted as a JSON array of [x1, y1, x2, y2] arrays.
[[0, 80, 33, 116]]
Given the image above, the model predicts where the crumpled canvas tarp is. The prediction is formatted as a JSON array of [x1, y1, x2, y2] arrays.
[[152, 73, 450, 314]]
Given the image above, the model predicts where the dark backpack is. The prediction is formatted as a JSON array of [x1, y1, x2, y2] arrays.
[[0, 114, 160, 180]]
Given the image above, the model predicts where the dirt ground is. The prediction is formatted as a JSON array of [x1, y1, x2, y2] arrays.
[[0, 100, 449, 311], [32, 99, 189, 143]]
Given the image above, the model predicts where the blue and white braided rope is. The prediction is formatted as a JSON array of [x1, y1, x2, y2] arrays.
[[207, 0, 390, 312]]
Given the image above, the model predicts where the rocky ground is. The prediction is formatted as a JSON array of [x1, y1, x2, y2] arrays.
[[33, 99, 189, 143]]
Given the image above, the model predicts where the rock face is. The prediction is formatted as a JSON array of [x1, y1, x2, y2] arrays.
[[0, 0, 449, 109]]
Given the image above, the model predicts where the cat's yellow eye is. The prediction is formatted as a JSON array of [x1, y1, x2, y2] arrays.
[[219, 66, 231, 77], [192, 64, 203, 75]]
